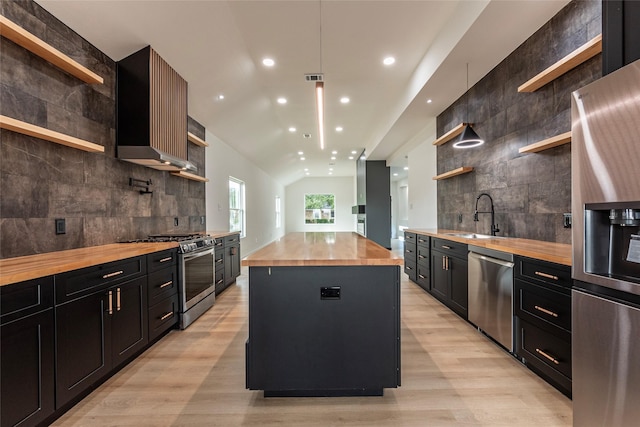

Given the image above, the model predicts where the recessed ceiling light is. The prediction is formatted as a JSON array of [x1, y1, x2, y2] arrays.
[[298, 151, 304, 155], [383, 56, 396, 66], [329, 168, 334, 171], [328, 172, 333, 175], [340, 97, 350, 104], [351, 150, 357, 154], [331, 150, 337, 155], [262, 58, 275, 67], [331, 156, 336, 160], [304, 168, 309, 171], [348, 156, 354, 160], [404, 166, 409, 170], [289, 127, 296, 132], [277, 97, 287, 104], [217, 94, 225, 100], [300, 157, 306, 161], [305, 172, 310, 176], [393, 173, 399, 177], [426, 99, 432, 104], [335, 126, 343, 132]]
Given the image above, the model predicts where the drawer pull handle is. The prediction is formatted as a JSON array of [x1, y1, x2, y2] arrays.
[[216, 259, 224, 264], [107, 290, 113, 315], [116, 288, 121, 311], [160, 281, 173, 289], [159, 257, 172, 263], [103, 270, 124, 279], [535, 271, 558, 281], [405, 266, 413, 270], [442, 245, 451, 249], [418, 274, 426, 279], [405, 249, 413, 253], [216, 279, 224, 285], [160, 312, 173, 321], [535, 348, 560, 365], [418, 255, 426, 259], [418, 239, 427, 243], [535, 305, 559, 318]]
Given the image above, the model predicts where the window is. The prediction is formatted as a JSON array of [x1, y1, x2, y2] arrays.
[[229, 177, 245, 237], [304, 194, 335, 224], [275, 196, 281, 228]]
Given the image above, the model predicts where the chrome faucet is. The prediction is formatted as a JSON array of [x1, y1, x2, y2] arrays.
[[474, 193, 500, 236]]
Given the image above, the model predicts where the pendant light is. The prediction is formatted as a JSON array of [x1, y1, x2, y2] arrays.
[[453, 63, 484, 149], [315, 0, 325, 151]]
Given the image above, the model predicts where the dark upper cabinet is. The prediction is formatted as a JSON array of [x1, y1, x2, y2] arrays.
[[603, 0, 640, 75], [355, 154, 391, 249]]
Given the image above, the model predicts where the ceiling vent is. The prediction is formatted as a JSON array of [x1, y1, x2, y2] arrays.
[[303, 133, 312, 139], [305, 73, 324, 82]]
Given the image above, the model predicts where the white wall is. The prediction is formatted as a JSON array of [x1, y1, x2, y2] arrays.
[[285, 177, 356, 233], [408, 137, 438, 229], [205, 130, 285, 257]]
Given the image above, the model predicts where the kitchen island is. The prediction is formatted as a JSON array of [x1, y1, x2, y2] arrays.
[[242, 232, 403, 397]]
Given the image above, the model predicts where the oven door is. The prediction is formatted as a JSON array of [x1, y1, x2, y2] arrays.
[[181, 248, 215, 311]]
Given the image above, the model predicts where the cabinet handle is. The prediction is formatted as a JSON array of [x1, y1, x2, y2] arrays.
[[446, 256, 449, 270], [405, 266, 413, 270], [534, 305, 559, 318], [405, 249, 413, 253], [418, 239, 427, 243], [216, 279, 224, 285], [160, 281, 173, 289], [230, 247, 238, 256], [418, 255, 425, 259], [216, 259, 224, 264], [160, 312, 173, 321], [103, 270, 124, 279], [107, 290, 113, 315], [116, 288, 121, 311], [535, 271, 558, 281], [442, 245, 451, 250], [535, 348, 560, 365], [442, 256, 445, 270], [418, 274, 426, 279], [159, 257, 172, 263]]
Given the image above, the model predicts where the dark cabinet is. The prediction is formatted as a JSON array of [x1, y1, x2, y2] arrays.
[[415, 236, 430, 292], [403, 232, 417, 282], [430, 238, 468, 319], [1, 277, 55, 427], [514, 256, 572, 397], [355, 154, 391, 249], [55, 258, 148, 408], [218, 234, 241, 294], [147, 250, 179, 341]]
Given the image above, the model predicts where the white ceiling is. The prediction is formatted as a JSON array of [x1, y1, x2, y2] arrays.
[[37, 0, 570, 186]]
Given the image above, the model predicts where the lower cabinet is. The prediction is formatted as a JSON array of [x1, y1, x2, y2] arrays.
[[147, 250, 179, 341], [218, 233, 241, 294], [430, 238, 468, 319], [56, 275, 148, 407], [0, 277, 55, 427]]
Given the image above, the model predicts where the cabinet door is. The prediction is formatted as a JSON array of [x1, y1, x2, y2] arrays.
[[449, 256, 468, 319], [225, 243, 241, 286], [231, 243, 241, 279], [56, 291, 112, 407], [111, 277, 148, 368], [1, 310, 55, 427], [430, 251, 448, 302]]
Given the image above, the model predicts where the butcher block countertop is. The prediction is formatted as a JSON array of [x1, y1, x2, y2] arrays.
[[0, 242, 179, 286], [405, 228, 572, 266], [242, 232, 404, 267]]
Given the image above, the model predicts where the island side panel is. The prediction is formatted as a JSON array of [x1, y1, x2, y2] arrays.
[[246, 265, 400, 396]]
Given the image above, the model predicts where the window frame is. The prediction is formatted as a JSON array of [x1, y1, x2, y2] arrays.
[[229, 176, 246, 238]]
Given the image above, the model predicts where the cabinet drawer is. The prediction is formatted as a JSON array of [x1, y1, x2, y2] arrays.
[[404, 260, 417, 281], [515, 279, 571, 333], [416, 234, 430, 247], [215, 248, 225, 270], [432, 238, 467, 258], [148, 293, 179, 341], [215, 269, 225, 293], [56, 256, 146, 304], [404, 232, 416, 244], [515, 256, 571, 290], [147, 249, 177, 273], [224, 234, 240, 246], [517, 317, 572, 383], [148, 267, 178, 306], [404, 243, 416, 260], [416, 265, 430, 291], [417, 245, 429, 268], [0, 277, 54, 325]]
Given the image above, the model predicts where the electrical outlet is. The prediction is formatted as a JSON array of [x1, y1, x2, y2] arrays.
[[200, 216, 205, 225], [174, 217, 179, 227], [55, 218, 66, 235], [563, 213, 572, 228], [458, 213, 463, 223]]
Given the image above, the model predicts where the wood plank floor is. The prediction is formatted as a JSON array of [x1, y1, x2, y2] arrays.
[[53, 241, 572, 426]]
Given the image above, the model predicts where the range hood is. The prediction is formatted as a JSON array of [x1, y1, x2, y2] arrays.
[[117, 46, 195, 173]]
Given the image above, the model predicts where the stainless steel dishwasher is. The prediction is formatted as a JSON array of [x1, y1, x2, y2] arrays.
[[468, 245, 515, 352]]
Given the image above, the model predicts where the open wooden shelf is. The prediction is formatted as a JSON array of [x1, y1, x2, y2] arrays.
[[519, 131, 571, 154], [432, 166, 474, 181], [518, 34, 602, 93], [432, 123, 466, 146], [171, 171, 209, 182], [0, 115, 104, 153], [187, 131, 208, 147], [0, 15, 104, 84]]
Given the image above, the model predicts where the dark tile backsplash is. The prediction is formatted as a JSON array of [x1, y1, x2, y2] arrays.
[[436, 0, 601, 244], [0, 0, 206, 258]]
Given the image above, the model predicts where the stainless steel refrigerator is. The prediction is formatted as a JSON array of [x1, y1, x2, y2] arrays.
[[571, 58, 640, 427]]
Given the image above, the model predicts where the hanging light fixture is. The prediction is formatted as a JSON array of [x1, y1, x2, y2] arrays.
[[453, 63, 485, 149], [315, 0, 325, 150]]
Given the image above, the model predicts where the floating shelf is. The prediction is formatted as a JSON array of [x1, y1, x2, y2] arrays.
[[518, 34, 602, 93], [432, 167, 474, 181], [0, 15, 104, 84], [187, 131, 208, 147], [432, 123, 466, 146], [0, 115, 104, 153], [519, 132, 571, 154], [171, 171, 209, 182]]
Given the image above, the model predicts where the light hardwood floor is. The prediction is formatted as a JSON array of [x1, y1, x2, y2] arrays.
[[53, 241, 572, 426]]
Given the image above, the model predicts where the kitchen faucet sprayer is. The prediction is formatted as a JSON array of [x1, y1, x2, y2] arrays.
[[474, 193, 500, 236]]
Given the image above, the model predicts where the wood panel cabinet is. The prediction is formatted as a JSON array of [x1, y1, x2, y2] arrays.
[[0, 277, 55, 427], [430, 238, 468, 319]]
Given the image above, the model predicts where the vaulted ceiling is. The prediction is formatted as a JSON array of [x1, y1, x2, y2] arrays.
[[38, 0, 570, 185]]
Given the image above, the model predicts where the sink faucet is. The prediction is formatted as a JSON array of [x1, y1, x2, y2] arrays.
[[474, 193, 500, 236]]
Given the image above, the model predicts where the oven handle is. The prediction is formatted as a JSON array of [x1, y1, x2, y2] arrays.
[[182, 248, 215, 261]]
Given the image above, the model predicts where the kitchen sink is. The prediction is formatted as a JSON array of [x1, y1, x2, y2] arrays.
[[445, 232, 494, 239]]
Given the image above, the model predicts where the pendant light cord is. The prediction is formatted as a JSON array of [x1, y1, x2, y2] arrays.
[[466, 62, 469, 126], [319, 0, 323, 73]]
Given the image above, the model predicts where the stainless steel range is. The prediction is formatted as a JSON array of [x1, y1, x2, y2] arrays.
[[148, 234, 217, 329]]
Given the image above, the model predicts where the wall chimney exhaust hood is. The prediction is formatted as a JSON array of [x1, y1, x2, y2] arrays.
[[117, 46, 195, 173]]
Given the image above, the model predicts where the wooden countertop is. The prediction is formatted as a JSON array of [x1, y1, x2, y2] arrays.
[[0, 242, 179, 286], [404, 229, 572, 266], [207, 230, 240, 239], [242, 232, 404, 267]]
